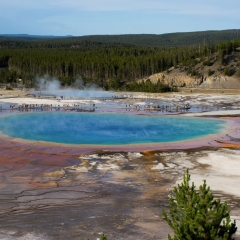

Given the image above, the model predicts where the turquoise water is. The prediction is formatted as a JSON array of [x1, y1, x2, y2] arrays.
[[0, 112, 225, 145]]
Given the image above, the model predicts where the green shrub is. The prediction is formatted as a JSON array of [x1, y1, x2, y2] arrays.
[[236, 68, 240, 77], [100, 234, 108, 240], [224, 67, 231, 76], [208, 69, 214, 76]]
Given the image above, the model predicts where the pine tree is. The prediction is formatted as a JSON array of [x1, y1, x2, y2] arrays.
[[224, 67, 231, 76], [100, 233, 108, 240], [162, 170, 237, 240]]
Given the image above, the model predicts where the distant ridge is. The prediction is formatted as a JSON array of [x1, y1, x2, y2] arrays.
[[76, 29, 240, 47], [0, 34, 73, 37], [0, 34, 72, 41], [1, 29, 240, 47]]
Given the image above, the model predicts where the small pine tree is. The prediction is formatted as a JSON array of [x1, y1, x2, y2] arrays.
[[224, 67, 231, 76], [162, 170, 237, 240], [100, 233, 108, 240], [236, 68, 240, 77], [208, 69, 213, 76]]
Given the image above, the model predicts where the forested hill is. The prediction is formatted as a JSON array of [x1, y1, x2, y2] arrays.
[[1, 29, 240, 48]]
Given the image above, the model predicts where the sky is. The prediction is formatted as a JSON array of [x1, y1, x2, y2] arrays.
[[0, 0, 240, 36]]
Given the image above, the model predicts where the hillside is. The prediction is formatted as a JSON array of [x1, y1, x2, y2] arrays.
[[140, 47, 240, 90]]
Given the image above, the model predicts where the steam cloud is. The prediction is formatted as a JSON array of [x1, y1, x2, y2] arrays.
[[31, 75, 115, 98]]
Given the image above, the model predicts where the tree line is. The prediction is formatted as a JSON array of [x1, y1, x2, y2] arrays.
[[0, 39, 240, 92]]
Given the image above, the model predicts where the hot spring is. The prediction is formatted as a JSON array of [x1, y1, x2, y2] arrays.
[[0, 112, 225, 145]]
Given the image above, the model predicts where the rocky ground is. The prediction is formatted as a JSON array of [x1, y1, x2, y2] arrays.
[[0, 143, 239, 240]]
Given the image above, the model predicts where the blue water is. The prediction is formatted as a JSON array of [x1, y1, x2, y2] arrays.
[[0, 112, 225, 145]]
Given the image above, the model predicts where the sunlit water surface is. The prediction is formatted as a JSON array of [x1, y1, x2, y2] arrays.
[[0, 112, 225, 145]]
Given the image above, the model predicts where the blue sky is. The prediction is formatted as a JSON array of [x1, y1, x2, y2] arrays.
[[0, 0, 239, 36]]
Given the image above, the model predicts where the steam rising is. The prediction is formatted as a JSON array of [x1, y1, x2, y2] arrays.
[[31, 76, 115, 98]]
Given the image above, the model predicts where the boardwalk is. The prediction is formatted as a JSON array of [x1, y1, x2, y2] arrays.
[[0, 94, 191, 113], [1, 104, 96, 112]]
